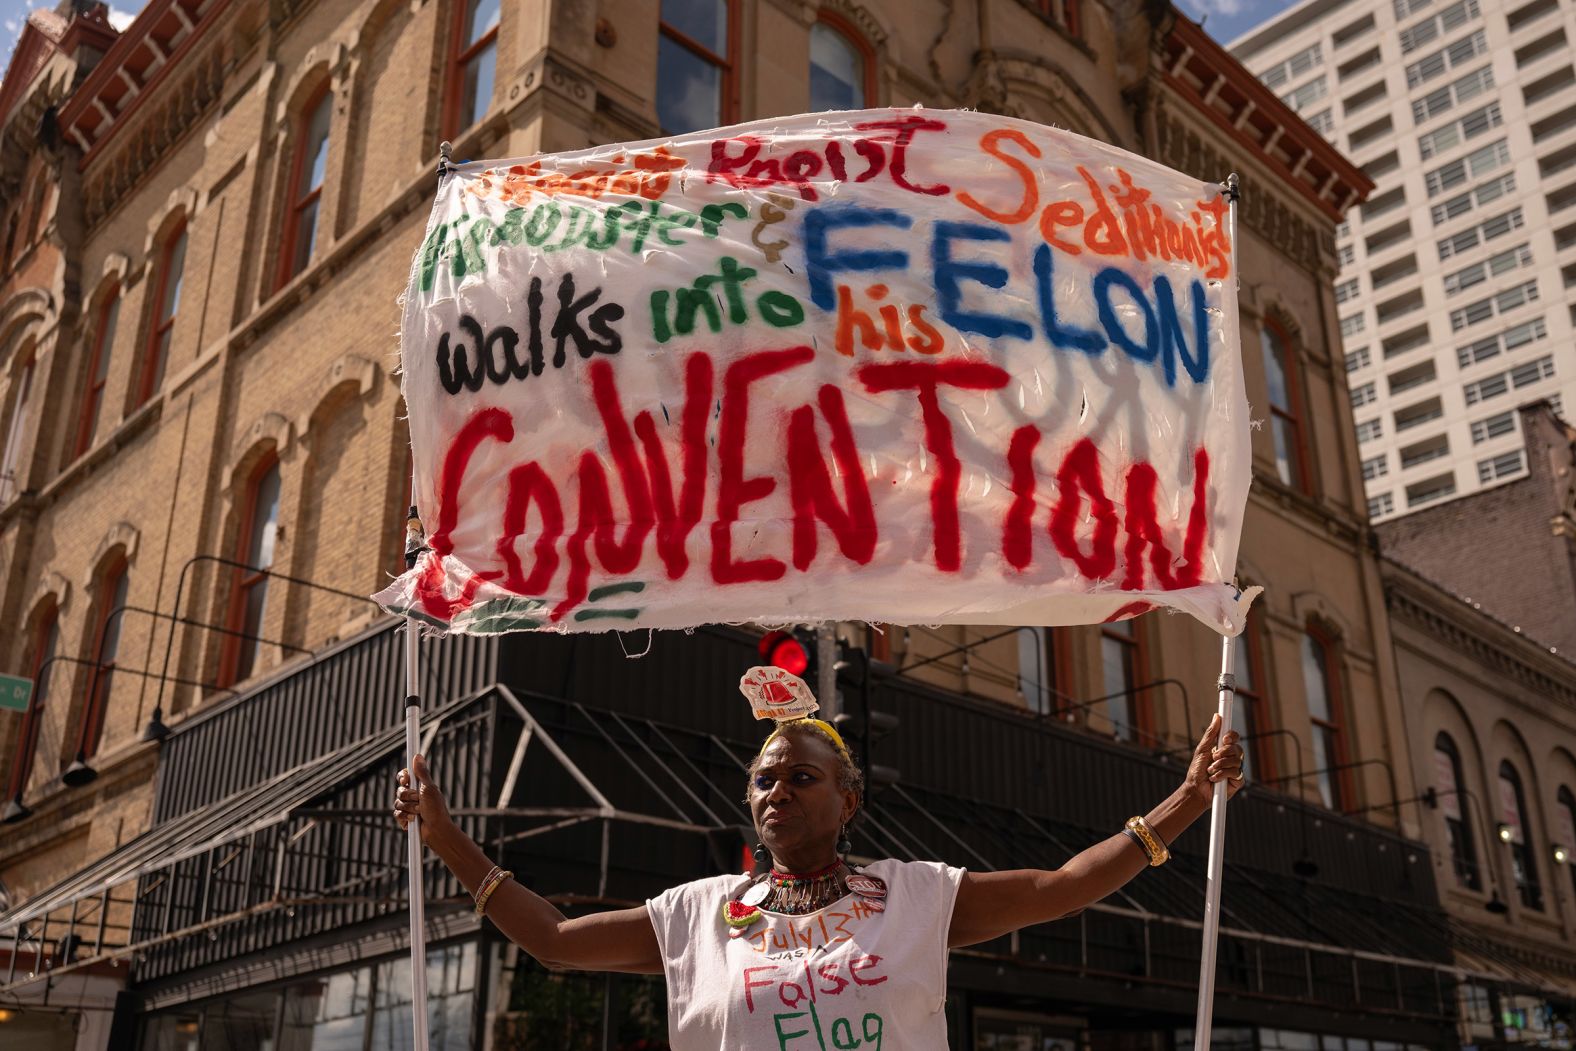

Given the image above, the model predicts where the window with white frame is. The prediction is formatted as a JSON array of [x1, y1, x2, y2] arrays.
[[1351, 382, 1378, 408], [1335, 277, 1362, 304], [1425, 138, 1510, 196], [1283, 76, 1330, 112], [1430, 172, 1515, 224], [1417, 101, 1503, 160], [1477, 449, 1525, 482], [1338, 244, 1356, 266], [1437, 208, 1524, 259], [1399, 0, 1482, 55], [1470, 409, 1515, 443], [1449, 281, 1539, 332], [1464, 354, 1553, 405], [1394, 0, 1433, 18], [1340, 313, 1367, 338], [1361, 453, 1389, 480], [1442, 242, 1532, 295], [1368, 491, 1395, 516], [1406, 29, 1489, 88], [1357, 417, 1384, 442], [1412, 65, 1495, 122], [1261, 42, 1325, 90], [1345, 346, 1372, 372], [1305, 109, 1336, 136]]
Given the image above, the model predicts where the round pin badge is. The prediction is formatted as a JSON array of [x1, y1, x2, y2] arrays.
[[741, 881, 771, 908], [846, 873, 887, 899]]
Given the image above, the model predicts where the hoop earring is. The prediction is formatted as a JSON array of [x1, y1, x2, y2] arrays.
[[836, 824, 852, 857]]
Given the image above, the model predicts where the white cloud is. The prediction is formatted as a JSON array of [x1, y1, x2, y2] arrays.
[[1181, 0, 1254, 16], [108, 7, 136, 31]]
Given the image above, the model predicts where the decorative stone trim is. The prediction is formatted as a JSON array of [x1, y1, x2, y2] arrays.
[[88, 521, 141, 580], [27, 569, 72, 617], [297, 354, 381, 441]]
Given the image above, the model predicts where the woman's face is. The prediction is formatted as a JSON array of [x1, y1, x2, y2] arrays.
[[748, 729, 857, 869]]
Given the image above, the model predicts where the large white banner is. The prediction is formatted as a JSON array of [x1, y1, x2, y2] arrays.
[[375, 108, 1253, 635]]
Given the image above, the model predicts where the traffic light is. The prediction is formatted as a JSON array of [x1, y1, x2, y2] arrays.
[[831, 640, 901, 793], [758, 629, 814, 679]]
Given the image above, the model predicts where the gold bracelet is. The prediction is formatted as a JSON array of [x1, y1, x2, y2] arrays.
[[1125, 816, 1170, 867], [474, 866, 512, 915]]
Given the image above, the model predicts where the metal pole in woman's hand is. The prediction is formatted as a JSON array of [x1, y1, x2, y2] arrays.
[[1194, 173, 1242, 1051], [403, 505, 431, 1051]]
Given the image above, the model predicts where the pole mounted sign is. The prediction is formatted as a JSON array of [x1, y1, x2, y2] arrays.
[[376, 107, 1256, 636], [0, 674, 31, 713]]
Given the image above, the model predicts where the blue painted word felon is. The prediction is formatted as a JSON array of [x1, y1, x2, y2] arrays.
[[803, 205, 1212, 388]]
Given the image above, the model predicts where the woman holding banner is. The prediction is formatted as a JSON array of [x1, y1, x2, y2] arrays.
[[393, 691, 1243, 1047]]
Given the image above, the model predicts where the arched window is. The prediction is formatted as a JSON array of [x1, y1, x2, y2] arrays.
[[445, 0, 499, 138], [1232, 611, 1272, 781], [1433, 732, 1480, 890], [1556, 786, 1576, 901], [74, 556, 130, 765], [1498, 760, 1542, 910], [279, 86, 333, 286], [1259, 322, 1309, 492], [137, 221, 188, 407], [0, 344, 37, 505], [657, 0, 738, 134], [5, 603, 57, 809], [809, 17, 870, 112], [1016, 627, 1064, 717], [75, 285, 121, 457], [221, 457, 283, 687], [1301, 627, 1348, 809], [1100, 618, 1145, 742]]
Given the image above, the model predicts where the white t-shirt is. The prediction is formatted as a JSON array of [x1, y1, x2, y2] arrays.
[[646, 859, 964, 1050]]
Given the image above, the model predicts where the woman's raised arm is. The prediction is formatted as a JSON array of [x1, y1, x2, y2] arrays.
[[948, 715, 1242, 948], [396, 754, 663, 974]]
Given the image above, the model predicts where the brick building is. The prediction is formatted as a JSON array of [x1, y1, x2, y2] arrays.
[[1378, 401, 1576, 658], [0, 1, 1508, 1048], [1384, 548, 1576, 1044]]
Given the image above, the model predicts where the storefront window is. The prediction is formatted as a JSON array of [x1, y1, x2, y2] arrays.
[[371, 941, 477, 1050], [281, 969, 370, 1050], [486, 950, 669, 1048], [200, 992, 279, 1049]]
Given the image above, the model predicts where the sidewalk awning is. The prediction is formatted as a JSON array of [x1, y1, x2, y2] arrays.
[[2, 685, 1462, 1026]]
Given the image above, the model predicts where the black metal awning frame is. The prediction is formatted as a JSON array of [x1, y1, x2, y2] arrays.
[[0, 682, 1518, 1025]]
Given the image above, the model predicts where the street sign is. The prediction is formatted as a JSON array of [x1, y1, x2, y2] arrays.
[[0, 674, 32, 712]]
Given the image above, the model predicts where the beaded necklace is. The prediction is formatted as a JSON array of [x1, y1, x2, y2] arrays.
[[722, 862, 888, 936], [765, 860, 848, 915]]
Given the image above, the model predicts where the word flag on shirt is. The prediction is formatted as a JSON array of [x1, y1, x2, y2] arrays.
[[376, 107, 1255, 635]]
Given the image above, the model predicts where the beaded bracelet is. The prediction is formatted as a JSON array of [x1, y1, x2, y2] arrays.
[[474, 866, 513, 915], [1125, 815, 1170, 867]]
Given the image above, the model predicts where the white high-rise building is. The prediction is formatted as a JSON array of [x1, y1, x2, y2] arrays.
[[1231, 0, 1575, 521]]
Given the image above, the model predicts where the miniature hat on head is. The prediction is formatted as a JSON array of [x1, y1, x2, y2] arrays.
[[738, 666, 851, 760]]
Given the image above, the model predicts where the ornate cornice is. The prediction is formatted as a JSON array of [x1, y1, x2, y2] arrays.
[[1383, 559, 1576, 710], [79, 45, 224, 228], [1153, 99, 1325, 274]]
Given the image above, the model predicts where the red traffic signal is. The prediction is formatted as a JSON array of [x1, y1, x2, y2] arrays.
[[758, 630, 810, 677]]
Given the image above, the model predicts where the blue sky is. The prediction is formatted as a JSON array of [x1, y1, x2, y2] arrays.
[[2, 0, 1296, 93], [1176, 0, 1305, 45], [0, 2, 140, 85]]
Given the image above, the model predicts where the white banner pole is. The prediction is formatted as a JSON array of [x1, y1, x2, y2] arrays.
[[400, 140, 452, 1051], [403, 505, 432, 1051], [1192, 172, 1242, 1051]]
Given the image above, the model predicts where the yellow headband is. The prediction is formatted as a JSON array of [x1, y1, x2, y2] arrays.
[[759, 718, 852, 761]]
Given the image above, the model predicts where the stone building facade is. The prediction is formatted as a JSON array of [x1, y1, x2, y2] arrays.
[[1385, 549, 1576, 1044], [1, 1, 1507, 1048]]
